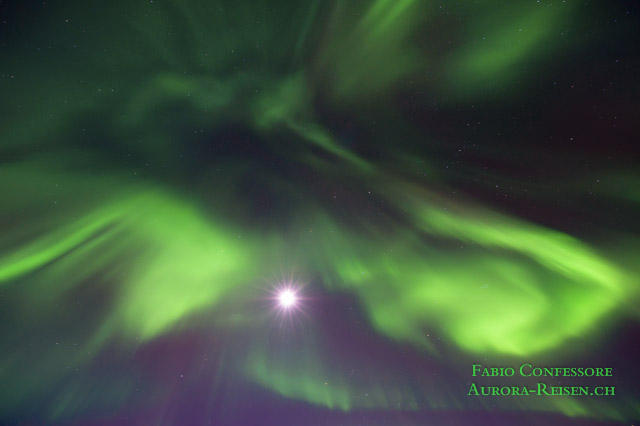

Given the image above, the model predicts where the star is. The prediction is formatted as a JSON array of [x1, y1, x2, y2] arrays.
[[278, 289, 297, 308]]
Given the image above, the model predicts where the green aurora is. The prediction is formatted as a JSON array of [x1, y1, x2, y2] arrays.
[[1, 0, 639, 424]]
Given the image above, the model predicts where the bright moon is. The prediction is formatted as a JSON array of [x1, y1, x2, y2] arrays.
[[279, 290, 296, 308]]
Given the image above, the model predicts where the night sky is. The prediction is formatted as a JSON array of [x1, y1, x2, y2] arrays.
[[1, 1, 640, 425]]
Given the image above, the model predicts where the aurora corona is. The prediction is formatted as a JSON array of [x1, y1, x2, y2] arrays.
[[0, 0, 638, 425]]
